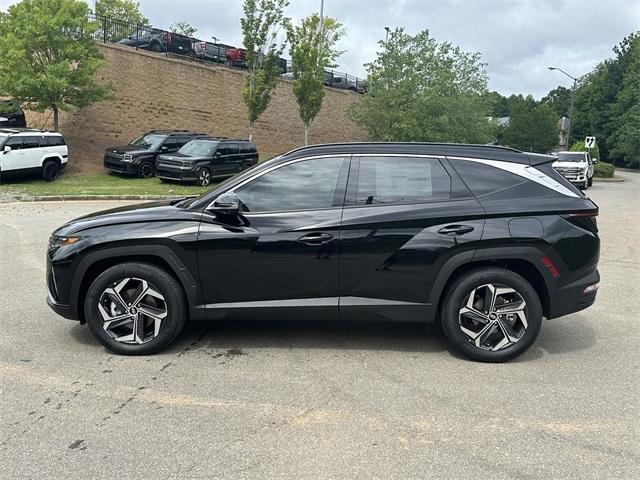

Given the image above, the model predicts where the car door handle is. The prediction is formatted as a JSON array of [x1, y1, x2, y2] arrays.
[[438, 225, 475, 236], [298, 232, 334, 245]]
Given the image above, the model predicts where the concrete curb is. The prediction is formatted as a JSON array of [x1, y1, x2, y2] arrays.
[[593, 176, 624, 183]]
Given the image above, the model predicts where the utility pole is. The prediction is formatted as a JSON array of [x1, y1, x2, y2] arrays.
[[548, 66, 578, 148]]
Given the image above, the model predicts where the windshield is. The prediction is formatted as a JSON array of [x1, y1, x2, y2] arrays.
[[178, 139, 219, 156], [557, 152, 586, 162], [128, 134, 167, 150]]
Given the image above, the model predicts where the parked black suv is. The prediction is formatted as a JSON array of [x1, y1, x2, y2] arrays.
[[0, 100, 27, 128], [47, 143, 600, 362], [118, 28, 193, 55], [156, 138, 258, 186], [104, 130, 206, 178]]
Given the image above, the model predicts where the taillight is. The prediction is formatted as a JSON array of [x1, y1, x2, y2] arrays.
[[564, 211, 598, 233]]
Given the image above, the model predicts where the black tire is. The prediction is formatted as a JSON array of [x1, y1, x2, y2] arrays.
[[151, 42, 163, 53], [196, 167, 211, 186], [239, 163, 252, 172], [138, 161, 155, 178], [588, 176, 593, 187], [440, 268, 542, 363], [84, 262, 187, 355], [42, 160, 60, 181]]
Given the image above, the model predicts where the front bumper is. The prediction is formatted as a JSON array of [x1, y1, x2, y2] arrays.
[[548, 269, 600, 319], [104, 155, 139, 175], [156, 163, 198, 182]]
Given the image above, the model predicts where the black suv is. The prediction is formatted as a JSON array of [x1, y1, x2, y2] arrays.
[[118, 28, 193, 55], [104, 130, 206, 178], [156, 138, 258, 186], [47, 143, 600, 362], [0, 100, 27, 128]]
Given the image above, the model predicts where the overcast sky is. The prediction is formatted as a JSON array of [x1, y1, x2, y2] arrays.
[[1, 0, 639, 98]]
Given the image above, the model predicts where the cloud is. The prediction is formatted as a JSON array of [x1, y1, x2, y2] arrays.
[[1, 0, 638, 97]]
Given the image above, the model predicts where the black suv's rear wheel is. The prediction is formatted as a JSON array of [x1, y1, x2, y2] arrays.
[[440, 268, 542, 362], [84, 262, 187, 355]]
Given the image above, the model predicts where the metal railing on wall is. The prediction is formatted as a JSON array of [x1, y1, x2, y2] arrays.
[[88, 13, 366, 93]]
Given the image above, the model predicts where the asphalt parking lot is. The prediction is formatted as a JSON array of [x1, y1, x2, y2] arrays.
[[1, 172, 639, 479]]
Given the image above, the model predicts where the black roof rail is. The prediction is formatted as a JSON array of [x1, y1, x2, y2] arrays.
[[280, 142, 542, 165]]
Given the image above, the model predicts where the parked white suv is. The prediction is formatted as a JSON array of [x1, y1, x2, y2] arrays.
[[552, 151, 595, 190], [0, 128, 68, 181]]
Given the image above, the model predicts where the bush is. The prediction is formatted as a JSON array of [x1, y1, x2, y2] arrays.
[[594, 162, 615, 178], [569, 140, 600, 161]]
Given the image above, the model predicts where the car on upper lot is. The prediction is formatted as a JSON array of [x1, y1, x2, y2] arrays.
[[104, 130, 206, 178], [47, 142, 600, 362], [193, 41, 230, 64], [118, 27, 194, 55], [156, 137, 258, 186], [0, 128, 67, 181], [0, 100, 27, 128], [553, 151, 595, 189]]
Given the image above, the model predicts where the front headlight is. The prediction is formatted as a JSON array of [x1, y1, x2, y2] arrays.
[[48, 235, 79, 252], [122, 153, 133, 162]]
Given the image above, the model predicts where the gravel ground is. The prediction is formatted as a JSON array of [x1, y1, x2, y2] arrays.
[[0, 173, 639, 480]]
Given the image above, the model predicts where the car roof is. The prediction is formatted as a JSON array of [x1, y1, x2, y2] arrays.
[[282, 142, 553, 165], [190, 137, 253, 143], [144, 130, 207, 136], [0, 128, 61, 136]]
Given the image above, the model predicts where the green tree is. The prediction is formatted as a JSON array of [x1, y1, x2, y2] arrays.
[[501, 103, 559, 153], [287, 14, 344, 145], [541, 85, 571, 118], [95, 0, 148, 24], [169, 20, 197, 37], [608, 33, 639, 167], [350, 28, 493, 143], [484, 91, 510, 118], [240, 0, 289, 141], [0, 0, 111, 131], [95, 0, 149, 43]]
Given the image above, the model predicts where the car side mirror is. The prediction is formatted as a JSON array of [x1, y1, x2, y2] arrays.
[[592, 158, 598, 164], [160, 146, 168, 151], [3, 146, 11, 153], [209, 193, 240, 216]]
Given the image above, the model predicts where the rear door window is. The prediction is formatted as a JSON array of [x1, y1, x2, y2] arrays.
[[218, 143, 239, 156], [21, 136, 40, 149], [355, 156, 451, 205]]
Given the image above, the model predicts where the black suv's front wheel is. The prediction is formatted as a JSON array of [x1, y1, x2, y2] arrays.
[[84, 262, 187, 355], [440, 268, 542, 362]]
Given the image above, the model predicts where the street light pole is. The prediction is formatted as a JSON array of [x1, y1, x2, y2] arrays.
[[548, 66, 578, 148], [384, 26, 390, 44]]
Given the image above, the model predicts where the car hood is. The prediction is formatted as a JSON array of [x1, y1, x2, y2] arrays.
[[553, 160, 587, 168], [106, 145, 151, 155], [158, 153, 211, 162], [53, 200, 192, 237]]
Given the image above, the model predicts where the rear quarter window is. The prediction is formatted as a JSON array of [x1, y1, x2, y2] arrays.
[[451, 160, 525, 197]]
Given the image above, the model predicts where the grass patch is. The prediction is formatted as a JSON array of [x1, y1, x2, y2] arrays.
[[0, 172, 216, 197]]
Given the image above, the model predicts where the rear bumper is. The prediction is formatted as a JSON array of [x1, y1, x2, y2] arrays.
[[548, 269, 600, 319]]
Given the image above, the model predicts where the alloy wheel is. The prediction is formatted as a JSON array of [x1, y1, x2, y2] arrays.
[[458, 283, 528, 351], [198, 169, 211, 186], [139, 163, 154, 178], [98, 277, 167, 344]]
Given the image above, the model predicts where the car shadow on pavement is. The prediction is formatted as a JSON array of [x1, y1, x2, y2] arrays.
[[167, 318, 455, 356], [67, 315, 596, 361]]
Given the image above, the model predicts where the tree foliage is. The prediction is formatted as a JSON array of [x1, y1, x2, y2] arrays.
[[350, 28, 493, 143], [0, 0, 112, 131], [541, 85, 571, 118], [502, 103, 559, 153], [572, 32, 639, 167], [287, 14, 344, 145], [169, 21, 197, 37], [95, 0, 148, 25], [240, 0, 289, 141]]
